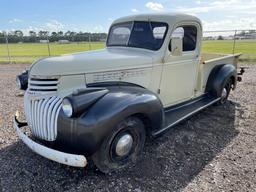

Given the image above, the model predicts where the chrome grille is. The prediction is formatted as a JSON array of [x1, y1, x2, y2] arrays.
[[24, 91, 62, 141], [28, 78, 59, 93]]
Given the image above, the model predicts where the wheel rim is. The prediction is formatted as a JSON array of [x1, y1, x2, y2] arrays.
[[115, 134, 133, 157], [221, 87, 228, 102]]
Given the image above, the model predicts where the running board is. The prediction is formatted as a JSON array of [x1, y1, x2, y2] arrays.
[[152, 95, 220, 136]]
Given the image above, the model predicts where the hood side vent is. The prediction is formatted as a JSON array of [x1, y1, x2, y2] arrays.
[[28, 78, 59, 93]]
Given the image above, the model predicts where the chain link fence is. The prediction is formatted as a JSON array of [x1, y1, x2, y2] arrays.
[[203, 29, 256, 63], [0, 30, 255, 64], [0, 33, 106, 64]]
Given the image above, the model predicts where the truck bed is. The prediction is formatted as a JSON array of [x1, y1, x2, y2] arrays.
[[200, 53, 226, 65], [196, 52, 241, 95]]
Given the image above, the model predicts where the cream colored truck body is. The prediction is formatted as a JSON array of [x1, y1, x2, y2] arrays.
[[29, 13, 239, 107], [15, 13, 241, 169]]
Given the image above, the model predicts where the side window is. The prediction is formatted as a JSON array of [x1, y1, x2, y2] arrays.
[[153, 26, 167, 39], [169, 26, 197, 52]]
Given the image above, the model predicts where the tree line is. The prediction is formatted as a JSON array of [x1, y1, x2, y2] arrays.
[[1, 29, 255, 43], [0, 30, 108, 43]]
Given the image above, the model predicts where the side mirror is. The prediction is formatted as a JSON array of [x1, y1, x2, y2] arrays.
[[171, 37, 183, 56]]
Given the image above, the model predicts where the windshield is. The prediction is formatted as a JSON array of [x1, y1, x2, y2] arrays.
[[107, 21, 168, 51]]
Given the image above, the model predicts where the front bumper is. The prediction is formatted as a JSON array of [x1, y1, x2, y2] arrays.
[[13, 114, 87, 167]]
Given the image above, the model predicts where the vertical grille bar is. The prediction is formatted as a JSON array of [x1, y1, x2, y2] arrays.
[[43, 98, 51, 140], [39, 98, 48, 139], [37, 100, 43, 138], [47, 97, 58, 140], [24, 92, 62, 141], [31, 100, 36, 136], [38, 99, 43, 138], [50, 99, 62, 140], [34, 100, 40, 138]]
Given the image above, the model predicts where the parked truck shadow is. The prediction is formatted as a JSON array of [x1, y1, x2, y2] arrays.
[[0, 101, 240, 192]]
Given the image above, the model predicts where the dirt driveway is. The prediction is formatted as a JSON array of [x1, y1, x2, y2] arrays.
[[0, 64, 255, 192]]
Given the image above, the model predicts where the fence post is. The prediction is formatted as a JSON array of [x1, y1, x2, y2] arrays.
[[89, 33, 92, 50], [46, 35, 51, 56], [232, 30, 237, 54], [5, 35, 11, 64]]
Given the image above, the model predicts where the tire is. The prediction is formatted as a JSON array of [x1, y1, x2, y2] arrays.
[[92, 116, 146, 173], [216, 78, 232, 105]]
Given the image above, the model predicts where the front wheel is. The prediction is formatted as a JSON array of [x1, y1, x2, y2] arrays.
[[92, 117, 146, 173]]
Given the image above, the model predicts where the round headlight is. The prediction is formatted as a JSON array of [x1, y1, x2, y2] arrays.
[[62, 98, 73, 117], [16, 76, 22, 90]]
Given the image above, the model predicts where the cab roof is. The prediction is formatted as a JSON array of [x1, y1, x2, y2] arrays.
[[112, 13, 202, 28]]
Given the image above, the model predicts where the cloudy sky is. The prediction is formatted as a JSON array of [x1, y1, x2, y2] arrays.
[[1, 0, 256, 34]]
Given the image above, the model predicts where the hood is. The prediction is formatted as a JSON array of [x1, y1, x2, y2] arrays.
[[30, 47, 154, 76]]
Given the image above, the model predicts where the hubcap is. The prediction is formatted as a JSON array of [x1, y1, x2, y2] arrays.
[[115, 134, 133, 157], [221, 87, 228, 100]]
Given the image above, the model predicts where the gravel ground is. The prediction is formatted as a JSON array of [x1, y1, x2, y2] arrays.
[[0, 63, 255, 192]]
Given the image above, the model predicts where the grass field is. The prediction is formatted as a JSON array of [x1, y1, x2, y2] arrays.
[[0, 40, 255, 63], [202, 40, 256, 63], [0, 42, 105, 63]]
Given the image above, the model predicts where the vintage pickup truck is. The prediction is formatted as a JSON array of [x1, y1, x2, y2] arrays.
[[15, 13, 244, 173]]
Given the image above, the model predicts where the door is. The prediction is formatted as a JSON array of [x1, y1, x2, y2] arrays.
[[159, 24, 200, 107]]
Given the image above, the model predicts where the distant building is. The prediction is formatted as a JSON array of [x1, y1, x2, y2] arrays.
[[58, 40, 70, 44], [225, 36, 234, 40], [203, 36, 215, 40], [39, 40, 49, 43], [236, 31, 256, 40]]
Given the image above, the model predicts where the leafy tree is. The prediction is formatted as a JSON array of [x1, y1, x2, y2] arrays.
[[58, 31, 63, 36], [14, 30, 23, 37], [0, 29, 108, 43], [217, 35, 224, 40], [29, 31, 36, 37]]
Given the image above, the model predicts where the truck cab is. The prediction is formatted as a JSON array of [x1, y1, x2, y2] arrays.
[[15, 13, 241, 173]]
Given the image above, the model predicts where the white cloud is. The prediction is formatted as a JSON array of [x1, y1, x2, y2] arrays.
[[210, 0, 238, 6], [92, 25, 104, 33], [9, 18, 23, 24], [175, 6, 210, 14], [145, 2, 164, 11], [108, 18, 114, 22], [45, 20, 64, 32], [226, 15, 236, 18], [9, 20, 65, 35], [131, 8, 138, 13], [210, 0, 256, 11], [21, 26, 40, 35], [4, 19, 109, 35], [169, 0, 256, 31], [203, 17, 256, 31], [175, 0, 256, 14]]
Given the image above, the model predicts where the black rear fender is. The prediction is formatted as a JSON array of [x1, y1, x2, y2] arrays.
[[205, 64, 237, 97]]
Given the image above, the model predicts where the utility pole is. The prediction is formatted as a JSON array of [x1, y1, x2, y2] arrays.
[[89, 33, 92, 50], [46, 35, 51, 56], [232, 30, 237, 54], [5, 35, 11, 64]]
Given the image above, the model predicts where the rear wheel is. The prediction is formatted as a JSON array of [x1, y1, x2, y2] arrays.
[[92, 117, 146, 173], [216, 79, 232, 105]]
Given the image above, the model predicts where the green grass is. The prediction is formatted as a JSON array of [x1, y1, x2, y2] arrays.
[[0, 40, 255, 63], [202, 39, 256, 63], [0, 42, 105, 63]]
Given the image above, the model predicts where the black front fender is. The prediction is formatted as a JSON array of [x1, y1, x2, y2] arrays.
[[56, 85, 163, 156]]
